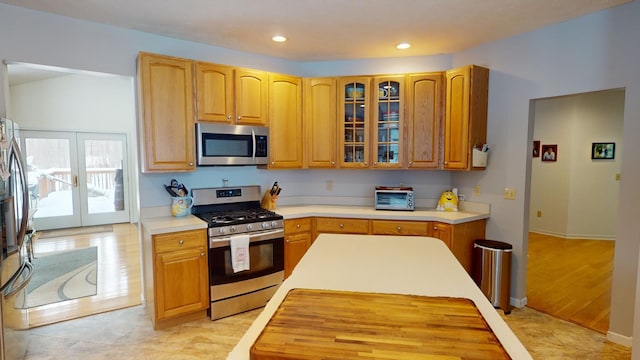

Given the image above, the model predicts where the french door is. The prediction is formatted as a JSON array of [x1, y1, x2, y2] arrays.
[[21, 131, 130, 230]]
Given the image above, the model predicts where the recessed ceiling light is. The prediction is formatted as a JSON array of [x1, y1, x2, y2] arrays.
[[272, 35, 287, 43], [396, 42, 411, 50]]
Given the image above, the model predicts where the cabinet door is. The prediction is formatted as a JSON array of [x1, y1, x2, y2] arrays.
[[154, 247, 209, 320], [284, 232, 311, 278], [431, 222, 452, 249], [138, 52, 195, 172], [269, 74, 303, 168], [195, 62, 234, 123], [372, 76, 404, 168], [407, 73, 443, 169], [444, 65, 489, 170], [304, 78, 337, 168], [235, 68, 269, 125], [338, 77, 371, 168]]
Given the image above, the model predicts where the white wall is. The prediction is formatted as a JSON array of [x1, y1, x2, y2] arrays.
[[529, 90, 623, 239], [1, 0, 640, 348], [449, 2, 640, 345]]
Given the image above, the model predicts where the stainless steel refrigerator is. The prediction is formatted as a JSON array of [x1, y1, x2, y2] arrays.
[[0, 118, 34, 360]]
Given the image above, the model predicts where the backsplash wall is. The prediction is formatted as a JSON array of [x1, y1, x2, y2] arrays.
[[138, 167, 452, 209]]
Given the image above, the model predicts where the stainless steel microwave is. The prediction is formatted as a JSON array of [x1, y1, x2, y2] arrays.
[[196, 123, 269, 166], [374, 188, 415, 211]]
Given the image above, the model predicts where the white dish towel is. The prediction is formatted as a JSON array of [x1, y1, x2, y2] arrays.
[[230, 234, 250, 273]]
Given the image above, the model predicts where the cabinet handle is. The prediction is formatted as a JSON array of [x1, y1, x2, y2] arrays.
[[397, 226, 402, 232], [339, 223, 344, 228], [444, 161, 448, 165], [433, 227, 437, 230], [271, 162, 275, 165], [237, 116, 242, 120], [201, 252, 205, 256], [374, 162, 377, 165], [189, 162, 194, 166], [227, 114, 232, 120], [364, 162, 368, 166], [286, 239, 290, 243], [408, 161, 413, 166], [179, 240, 184, 245], [296, 224, 301, 228], [331, 161, 335, 165]]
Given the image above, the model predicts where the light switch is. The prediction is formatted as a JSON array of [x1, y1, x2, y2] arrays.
[[504, 188, 516, 200]]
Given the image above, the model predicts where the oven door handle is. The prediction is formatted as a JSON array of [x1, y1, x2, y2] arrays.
[[210, 229, 284, 248]]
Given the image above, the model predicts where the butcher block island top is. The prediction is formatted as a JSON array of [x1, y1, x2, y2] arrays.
[[228, 235, 531, 359], [250, 289, 510, 359]]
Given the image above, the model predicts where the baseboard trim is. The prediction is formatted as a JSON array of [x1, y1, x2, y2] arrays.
[[606, 331, 632, 347], [510, 296, 528, 308]]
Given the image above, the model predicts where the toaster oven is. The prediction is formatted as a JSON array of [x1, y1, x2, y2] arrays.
[[374, 187, 414, 211]]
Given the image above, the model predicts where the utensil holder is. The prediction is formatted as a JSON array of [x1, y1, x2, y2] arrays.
[[261, 191, 278, 210]]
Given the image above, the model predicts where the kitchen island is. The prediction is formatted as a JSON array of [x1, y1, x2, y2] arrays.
[[228, 234, 531, 359]]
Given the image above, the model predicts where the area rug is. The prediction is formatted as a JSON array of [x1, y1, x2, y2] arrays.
[[21, 247, 98, 308], [38, 225, 113, 239]]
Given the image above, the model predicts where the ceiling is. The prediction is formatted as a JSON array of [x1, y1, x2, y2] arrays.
[[0, 0, 631, 61]]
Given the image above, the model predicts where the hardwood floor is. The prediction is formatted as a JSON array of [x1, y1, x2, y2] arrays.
[[526, 232, 614, 333], [19, 227, 630, 359], [27, 223, 142, 328]]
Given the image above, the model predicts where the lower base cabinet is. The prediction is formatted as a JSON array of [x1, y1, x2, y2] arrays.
[[284, 218, 313, 278], [285, 217, 486, 276], [143, 228, 209, 329]]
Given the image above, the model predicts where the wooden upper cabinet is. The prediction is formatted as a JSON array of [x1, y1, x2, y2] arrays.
[[372, 76, 404, 168], [304, 78, 337, 168], [338, 77, 371, 168], [137, 52, 196, 173], [235, 68, 269, 125], [444, 65, 489, 170], [407, 73, 444, 169], [269, 74, 303, 168], [194, 62, 234, 123]]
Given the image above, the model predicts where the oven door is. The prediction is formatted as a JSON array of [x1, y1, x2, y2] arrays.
[[209, 229, 284, 285]]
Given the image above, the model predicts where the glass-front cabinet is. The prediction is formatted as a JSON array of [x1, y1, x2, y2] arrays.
[[338, 77, 371, 167], [372, 76, 404, 168]]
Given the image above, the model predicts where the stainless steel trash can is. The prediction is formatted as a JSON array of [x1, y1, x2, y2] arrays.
[[472, 239, 512, 314]]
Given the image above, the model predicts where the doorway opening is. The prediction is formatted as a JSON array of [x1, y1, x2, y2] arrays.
[[526, 88, 624, 333]]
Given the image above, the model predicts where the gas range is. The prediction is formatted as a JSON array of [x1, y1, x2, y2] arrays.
[[191, 185, 283, 237]]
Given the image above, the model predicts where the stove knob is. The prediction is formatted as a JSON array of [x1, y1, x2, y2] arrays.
[[246, 224, 253, 231], [218, 227, 226, 235], [261, 222, 269, 229], [271, 221, 278, 228], [230, 226, 237, 233]]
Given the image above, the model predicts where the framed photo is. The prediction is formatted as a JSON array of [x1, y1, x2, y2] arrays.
[[532, 140, 540, 158], [592, 142, 615, 160], [541, 144, 557, 162]]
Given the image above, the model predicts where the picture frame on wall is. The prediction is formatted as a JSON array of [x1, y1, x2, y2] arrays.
[[592, 142, 615, 160], [541, 144, 557, 162], [533, 140, 540, 158]]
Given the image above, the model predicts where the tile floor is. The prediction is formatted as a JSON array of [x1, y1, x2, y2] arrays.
[[20, 304, 631, 359]]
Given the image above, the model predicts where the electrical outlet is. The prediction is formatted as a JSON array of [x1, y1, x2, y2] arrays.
[[326, 180, 333, 191], [504, 187, 516, 200], [473, 185, 481, 196], [616, 173, 621, 181], [537, 210, 542, 218]]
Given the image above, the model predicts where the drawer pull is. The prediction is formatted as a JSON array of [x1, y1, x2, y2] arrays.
[[296, 224, 301, 228], [397, 226, 402, 231], [339, 223, 344, 228], [179, 240, 184, 245], [201, 252, 205, 256], [286, 239, 290, 243]]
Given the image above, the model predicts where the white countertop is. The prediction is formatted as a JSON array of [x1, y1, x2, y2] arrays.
[[275, 204, 489, 224], [227, 234, 531, 359], [141, 215, 207, 235]]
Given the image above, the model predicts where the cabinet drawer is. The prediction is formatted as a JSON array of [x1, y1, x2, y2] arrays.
[[315, 217, 369, 234], [154, 229, 206, 254], [371, 220, 429, 236], [284, 218, 312, 234]]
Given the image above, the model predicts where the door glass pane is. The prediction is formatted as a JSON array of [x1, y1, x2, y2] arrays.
[[25, 138, 72, 218], [84, 139, 125, 214]]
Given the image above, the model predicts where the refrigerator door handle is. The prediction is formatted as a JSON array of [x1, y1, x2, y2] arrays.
[[9, 138, 30, 248]]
